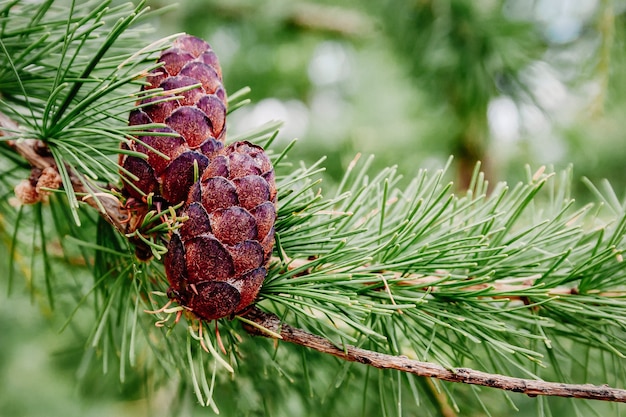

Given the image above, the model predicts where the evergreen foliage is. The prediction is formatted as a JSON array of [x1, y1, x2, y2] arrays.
[[1, 1, 625, 416]]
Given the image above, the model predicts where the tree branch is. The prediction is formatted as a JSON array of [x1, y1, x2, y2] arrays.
[[3, 109, 624, 295], [0, 112, 129, 233], [241, 306, 626, 403], [280, 257, 626, 298], [5, 111, 626, 404]]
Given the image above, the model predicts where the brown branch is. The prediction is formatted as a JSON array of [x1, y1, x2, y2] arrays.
[[242, 306, 626, 403]]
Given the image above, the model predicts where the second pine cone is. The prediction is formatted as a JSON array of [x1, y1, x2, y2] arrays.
[[165, 141, 277, 320]]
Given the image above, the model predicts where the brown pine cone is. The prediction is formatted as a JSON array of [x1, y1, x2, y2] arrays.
[[164, 141, 277, 321], [121, 34, 227, 205]]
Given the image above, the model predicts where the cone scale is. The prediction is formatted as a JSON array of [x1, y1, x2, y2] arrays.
[[121, 35, 276, 320], [121, 34, 227, 205]]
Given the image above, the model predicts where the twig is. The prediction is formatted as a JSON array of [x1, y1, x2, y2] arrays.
[[276, 256, 626, 298], [242, 306, 626, 403], [0, 113, 129, 233]]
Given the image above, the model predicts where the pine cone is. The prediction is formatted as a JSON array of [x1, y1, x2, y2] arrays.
[[165, 141, 277, 320], [121, 34, 227, 205]]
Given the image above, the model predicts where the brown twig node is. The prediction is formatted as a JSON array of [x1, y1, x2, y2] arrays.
[[0, 114, 130, 233], [241, 306, 626, 403]]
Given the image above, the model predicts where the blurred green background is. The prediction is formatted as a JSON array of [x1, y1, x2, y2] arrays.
[[151, 0, 626, 196], [2, 0, 626, 416]]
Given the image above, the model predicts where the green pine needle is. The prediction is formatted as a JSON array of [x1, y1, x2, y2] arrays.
[[0, 2, 625, 416], [0, 0, 170, 225]]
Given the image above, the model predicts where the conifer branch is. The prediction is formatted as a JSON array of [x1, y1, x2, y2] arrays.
[[280, 256, 626, 298], [242, 306, 626, 403], [2, 4, 626, 412], [4, 107, 626, 409], [0, 113, 129, 233]]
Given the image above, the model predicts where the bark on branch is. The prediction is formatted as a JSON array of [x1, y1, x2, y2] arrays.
[[242, 306, 626, 403]]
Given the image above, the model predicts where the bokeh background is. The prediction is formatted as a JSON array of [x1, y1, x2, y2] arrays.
[[2, 0, 626, 416], [151, 0, 626, 197]]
